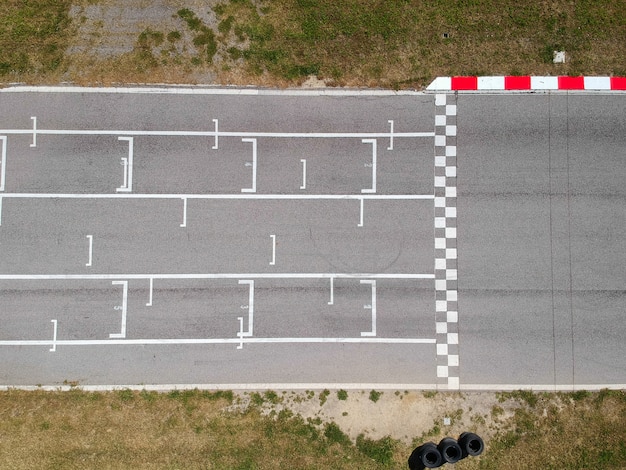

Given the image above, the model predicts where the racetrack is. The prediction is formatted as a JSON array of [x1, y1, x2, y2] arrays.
[[0, 87, 624, 390]]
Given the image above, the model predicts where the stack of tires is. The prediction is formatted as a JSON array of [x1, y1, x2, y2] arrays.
[[408, 433, 484, 469]]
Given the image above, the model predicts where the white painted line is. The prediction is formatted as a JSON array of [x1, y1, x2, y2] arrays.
[[300, 159, 307, 190], [0, 128, 433, 139], [0, 337, 436, 347], [0, 85, 424, 96], [460, 383, 626, 392], [361, 139, 377, 194], [0, 272, 435, 280], [269, 234, 276, 265], [8, 381, 626, 391], [116, 137, 134, 192], [357, 198, 364, 227], [0, 135, 6, 191], [6, 382, 626, 392], [212, 119, 219, 149], [50, 319, 57, 352], [2, 382, 440, 392], [119, 157, 128, 189], [328, 276, 334, 305], [85, 235, 93, 267], [0, 193, 434, 201], [237, 317, 244, 349], [387, 120, 394, 150], [180, 197, 187, 227], [146, 277, 153, 306], [360, 280, 377, 336], [238, 280, 254, 338], [30, 117, 37, 147], [110, 281, 128, 338], [241, 138, 257, 193], [0, 86, 262, 95]]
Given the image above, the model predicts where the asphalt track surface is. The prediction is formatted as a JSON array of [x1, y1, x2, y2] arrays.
[[0, 87, 624, 390]]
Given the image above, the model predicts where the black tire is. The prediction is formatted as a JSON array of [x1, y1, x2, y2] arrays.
[[437, 437, 463, 463], [408, 442, 443, 469], [459, 432, 484, 457]]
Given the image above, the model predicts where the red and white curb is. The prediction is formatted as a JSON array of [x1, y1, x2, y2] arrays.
[[427, 76, 626, 91]]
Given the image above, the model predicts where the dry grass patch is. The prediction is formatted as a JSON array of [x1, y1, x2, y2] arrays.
[[3, 0, 625, 87], [0, 388, 398, 469], [0, 0, 72, 82], [1, 388, 625, 468]]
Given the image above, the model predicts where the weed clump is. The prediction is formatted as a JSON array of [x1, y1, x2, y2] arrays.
[[369, 389, 382, 403]]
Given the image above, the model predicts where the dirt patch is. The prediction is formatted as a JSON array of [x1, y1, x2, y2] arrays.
[[234, 390, 518, 445], [68, 0, 218, 57], [65, 0, 222, 84]]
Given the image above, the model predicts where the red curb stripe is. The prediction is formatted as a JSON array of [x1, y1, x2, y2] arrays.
[[611, 77, 626, 90], [504, 76, 531, 90], [428, 76, 626, 91], [451, 76, 478, 90], [558, 76, 585, 90]]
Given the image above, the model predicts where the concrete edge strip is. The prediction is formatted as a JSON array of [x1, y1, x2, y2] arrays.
[[0, 85, 421, 96], [2, 78, 625, 94], [1, 383, 624, 392], [427, 75, 626, 91]]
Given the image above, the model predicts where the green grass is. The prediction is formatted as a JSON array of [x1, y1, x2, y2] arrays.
[[0, 389, 625, 469], [5, 0, 623, 87], [0, 0, 72, 78], [177, 9, 217, 64], [369, 389, 383, 403], [473, 390, 626, 470], [319, 389, 330, 406], [0, 389, 403, 469], [356, 434, 396, 467], [210, 0, 626, 87]]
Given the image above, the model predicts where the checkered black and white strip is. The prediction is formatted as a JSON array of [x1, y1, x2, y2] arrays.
[[434, 94, 459, 390]]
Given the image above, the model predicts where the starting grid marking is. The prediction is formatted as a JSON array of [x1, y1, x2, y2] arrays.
[[0, 95, 461, 388], [434, 94, 459, 389]]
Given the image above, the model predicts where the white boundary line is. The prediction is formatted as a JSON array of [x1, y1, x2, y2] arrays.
[[30, 117, 37, 147], [0, 337, 435, 346], [460, 384, 626, 391], [361, 139, 377, 194], [179, 197, 187, 227], [49, 320, 57, 352], [0, 129, 433, 139], [85, 235, 93, 267], [269, 235, 276, 265], [241, 138, 257, 193], [146, 277, 153, 306], [300, 159, 307, 190], [1, 383, 624, 392], [238, 280, 254, 337], [0, 135, 6, 191], [0, 193, 433, 200], [110, 281, 128, 338], [0, 273, 434, 280], [360, 280, 376, 337], [116, 137, 134, 192], [0, 85, 423, 96]]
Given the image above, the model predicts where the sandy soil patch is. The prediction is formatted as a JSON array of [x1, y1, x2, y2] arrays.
[[234, 389, 518, 445]]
